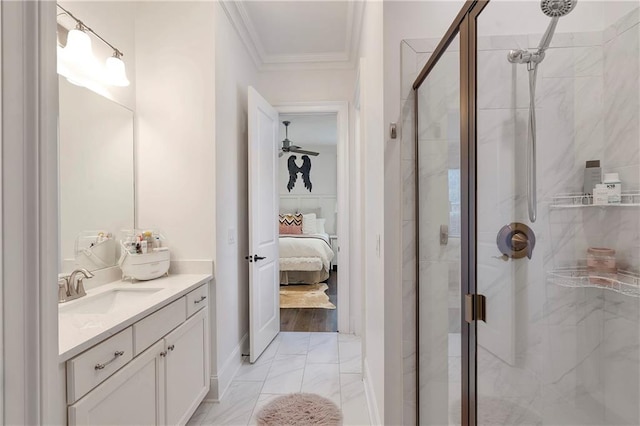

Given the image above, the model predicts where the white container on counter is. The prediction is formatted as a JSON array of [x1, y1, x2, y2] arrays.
[[118, 246, 170, 281]]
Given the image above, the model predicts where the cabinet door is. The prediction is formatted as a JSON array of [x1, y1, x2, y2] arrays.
[[69, 340, 165, 426], [164, 308, 209, 425]]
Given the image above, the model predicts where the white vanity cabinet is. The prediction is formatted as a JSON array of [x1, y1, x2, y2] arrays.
[[165, 308, 209, 425], [68, 340, 166, 425], [66, 282, 210, 426]]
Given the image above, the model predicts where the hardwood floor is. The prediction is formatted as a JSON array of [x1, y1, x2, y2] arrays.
[[280, 270, 337, 332]]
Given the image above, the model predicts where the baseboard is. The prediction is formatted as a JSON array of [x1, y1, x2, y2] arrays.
[[170, 259, 215, 275], [363, 359, 381, 426], [206, 333, 248, 402], [205, 376, 219, 401]]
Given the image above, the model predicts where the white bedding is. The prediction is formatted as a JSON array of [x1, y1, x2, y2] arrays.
[[279, 233, 334, 272]]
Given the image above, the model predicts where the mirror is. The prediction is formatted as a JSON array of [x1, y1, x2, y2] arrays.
[[59, 77, 134, 273]]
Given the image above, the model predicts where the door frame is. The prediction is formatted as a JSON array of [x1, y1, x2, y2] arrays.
[[2, 0, 62, 424], [412, 1, 489, 425], [275, 102, 351, 334]]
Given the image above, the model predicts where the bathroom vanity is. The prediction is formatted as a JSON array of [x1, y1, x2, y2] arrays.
[[56, 44, 213, 426], [59, 274, 211, 425]]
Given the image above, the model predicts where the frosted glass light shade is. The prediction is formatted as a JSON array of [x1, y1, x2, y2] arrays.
[[105, 56, 130, 87], [64, 29, 92, 61]]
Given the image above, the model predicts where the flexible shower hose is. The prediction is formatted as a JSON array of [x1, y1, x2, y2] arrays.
[[527, 63, 538, 223]]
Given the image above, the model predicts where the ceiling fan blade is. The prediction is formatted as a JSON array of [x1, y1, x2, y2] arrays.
[[290, 148, 319, 156]]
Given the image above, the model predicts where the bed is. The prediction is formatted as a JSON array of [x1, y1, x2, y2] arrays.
[[279, 233, 334, 284]]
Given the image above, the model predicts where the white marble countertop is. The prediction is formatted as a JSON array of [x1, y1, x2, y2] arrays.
[[59, 274, 212, 361]]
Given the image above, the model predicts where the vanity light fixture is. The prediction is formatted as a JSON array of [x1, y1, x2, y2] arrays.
[[64, 24, 93, 62], [57, 4, 130, 88], [105, 52, 130, 87]]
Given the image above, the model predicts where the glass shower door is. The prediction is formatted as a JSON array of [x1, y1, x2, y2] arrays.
[[416, 34, 462, 425]]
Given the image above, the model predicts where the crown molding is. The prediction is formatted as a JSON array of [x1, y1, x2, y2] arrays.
[[220, 0, 364, 71], [219, 0, 263, 69]]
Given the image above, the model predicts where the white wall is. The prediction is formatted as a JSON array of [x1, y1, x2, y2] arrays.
[[58, 1, 136, 110], [257, 68, 356, 104], [279, 145, 338, 234], [213, 0, 259, 398], [358, 2, 386, 424], [134, 1, 216, 262]]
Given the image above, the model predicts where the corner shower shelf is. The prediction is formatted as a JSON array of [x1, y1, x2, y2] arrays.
[[550, 192, 640, 209], [547, 268, 640, 298]]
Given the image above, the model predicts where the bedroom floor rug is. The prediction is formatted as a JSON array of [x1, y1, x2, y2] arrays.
[[280, 283, 336, 309], [256, 393, 342, 426]]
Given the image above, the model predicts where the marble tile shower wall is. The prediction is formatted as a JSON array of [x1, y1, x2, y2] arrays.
[[399, 6, 640, 425], [601, 8, 640, 424]]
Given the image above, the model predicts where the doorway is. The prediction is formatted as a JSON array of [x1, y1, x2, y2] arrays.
[[275, 103, 350, 335], [277, 112, 340, 332], [247, 93, 352, 361]]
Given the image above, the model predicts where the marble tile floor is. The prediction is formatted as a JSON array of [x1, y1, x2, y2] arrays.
[[187, 332, 370, 426]]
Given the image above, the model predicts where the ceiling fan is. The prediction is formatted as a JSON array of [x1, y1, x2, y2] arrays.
[[279, 121, 319, 157]]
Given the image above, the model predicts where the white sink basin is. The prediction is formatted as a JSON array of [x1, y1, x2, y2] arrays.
[[60, 288, 163, 315]]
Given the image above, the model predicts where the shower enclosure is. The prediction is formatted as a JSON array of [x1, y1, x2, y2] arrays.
[[403, 0, 640, 424]]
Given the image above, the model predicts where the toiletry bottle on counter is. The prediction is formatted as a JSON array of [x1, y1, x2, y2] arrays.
[[583, 160, 602, 199], [603, 173, 622, 204]]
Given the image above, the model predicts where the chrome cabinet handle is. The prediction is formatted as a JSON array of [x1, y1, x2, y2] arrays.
[[167, 344, 175, 351], [160, 351, 167, 357], [95, 351, 124, 370], [194, 295, 207, 304]]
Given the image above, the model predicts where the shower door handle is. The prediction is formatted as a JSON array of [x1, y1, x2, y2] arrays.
[[465, 294, 486, 323], [440, 224, 449, 245]]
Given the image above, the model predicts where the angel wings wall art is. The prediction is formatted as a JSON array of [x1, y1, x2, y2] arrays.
[[286, 155, 312, 192]]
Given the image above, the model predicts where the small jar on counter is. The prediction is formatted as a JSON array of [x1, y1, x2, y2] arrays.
[[587, 247, 617, 285]]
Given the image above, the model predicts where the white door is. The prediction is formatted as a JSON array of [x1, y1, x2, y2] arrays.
[[248, 87, 280, 363]]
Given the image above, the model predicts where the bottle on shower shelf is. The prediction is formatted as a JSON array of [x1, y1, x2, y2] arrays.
[[587, 247, 617, 286]]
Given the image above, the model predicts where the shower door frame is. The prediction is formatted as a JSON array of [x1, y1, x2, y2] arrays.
[[412, 1, 489, 425]]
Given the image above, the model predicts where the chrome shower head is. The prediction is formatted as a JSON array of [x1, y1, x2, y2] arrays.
[[541, 0, 577, 18]]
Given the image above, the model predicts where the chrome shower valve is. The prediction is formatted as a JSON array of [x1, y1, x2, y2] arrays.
[[507, 49, 545, 66]]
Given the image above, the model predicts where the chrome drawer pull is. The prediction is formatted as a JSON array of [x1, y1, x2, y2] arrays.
[[94, 351, 125, 370], [167, 344, 175, 351], [194, 295, 207, 304]]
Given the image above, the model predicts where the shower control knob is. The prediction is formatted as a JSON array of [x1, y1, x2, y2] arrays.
[[511, 232, 529, 252], [497, 223, 536, 260]]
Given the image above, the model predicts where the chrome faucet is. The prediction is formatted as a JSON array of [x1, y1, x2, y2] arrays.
[[58, 268, 94, 303]]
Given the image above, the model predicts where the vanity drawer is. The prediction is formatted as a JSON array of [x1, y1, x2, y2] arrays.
[[133, 297, 186, 356], [186, 284, 208, 317], [67, 327, 133, 404]]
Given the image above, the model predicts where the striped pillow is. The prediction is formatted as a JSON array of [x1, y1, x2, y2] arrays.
[[279, 213, 303, 235]]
